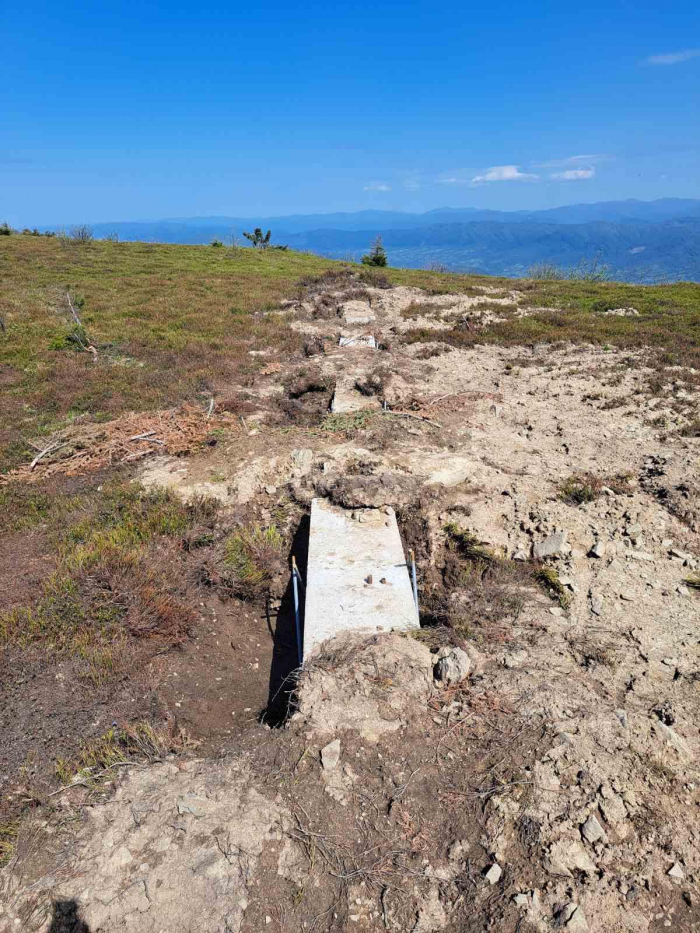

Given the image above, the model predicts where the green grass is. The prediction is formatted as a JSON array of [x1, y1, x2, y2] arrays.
[[320, 410, 376, 433], [54, 721, 187, 788], [534, 566, 571, 610], [2, 237, 698, 473], [559, 473, 603, 506], [223, 523, 285, 597], [444, 522, 496, 564], [0, 482, 218, 659], [0, 820, 20, 867], [0, 237, 336, 472], [558, 471, 635, 506], [402, 277, 700, 381]]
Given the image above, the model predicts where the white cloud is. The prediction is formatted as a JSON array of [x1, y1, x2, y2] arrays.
[[439, 177, 462, 185], [551, 167, 596, 180], [471, 165, 539, 184], [363, 182, 391, 192], [535, 154, 610, 168], [646, 48, 700, 65]]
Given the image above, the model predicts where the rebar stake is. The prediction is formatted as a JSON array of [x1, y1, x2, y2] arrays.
[[409, 549, 419, 622], [292, 556, 303, 666]]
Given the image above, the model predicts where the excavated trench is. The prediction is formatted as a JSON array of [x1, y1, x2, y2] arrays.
[[6, 272, 700, 933]]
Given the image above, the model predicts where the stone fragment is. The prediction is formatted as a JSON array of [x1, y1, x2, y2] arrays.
[[513, 549, 528, 561], [484, 863, 502, 885], [434, 648, 471, 686], [600, 794, 627, 830], [321, 739, 341, 772], [565, 905, 589, 931], [502, 649, 528, 669], [590, 541, 606, 558], [590, 595, 603, 616], [630, 551, 654, 561], [668, 862, 685, 881], [548, 838, 597, 876], [448, 839, 470, 863], [513, 894, 528, 908], [290, 448, 313, 476], [614, 709, 628, 728], [620, 591, 635, 602], [176, 795, 208, 818], [581, 814, 605, 844], [533, 531, 567, 560]]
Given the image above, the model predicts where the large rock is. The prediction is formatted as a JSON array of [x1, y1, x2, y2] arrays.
[[533, 531, 568, 560], [434, 648, 471, 685]]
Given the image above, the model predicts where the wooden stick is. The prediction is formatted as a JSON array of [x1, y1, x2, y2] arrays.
[[129, 431, 157, 440], [46, 761, 139, 797], [66, 291, 83, 327], [29, 440, 67, 472], [206, 398, 215, 420]]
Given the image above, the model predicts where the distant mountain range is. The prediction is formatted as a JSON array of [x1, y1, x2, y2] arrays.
[[285, 218, 700, 282], [47, 198, 700, 281]]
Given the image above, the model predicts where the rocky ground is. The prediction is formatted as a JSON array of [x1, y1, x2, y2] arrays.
[[2, 271, 699, 932]]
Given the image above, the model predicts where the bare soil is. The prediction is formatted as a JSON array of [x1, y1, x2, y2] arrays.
[[2, 271, 699, 933]]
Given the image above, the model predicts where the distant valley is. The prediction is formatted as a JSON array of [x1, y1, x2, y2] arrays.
[[49, 198, 700, 282]]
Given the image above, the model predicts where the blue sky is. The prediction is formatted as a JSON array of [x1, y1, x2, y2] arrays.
[[2, 0, 699, 224]]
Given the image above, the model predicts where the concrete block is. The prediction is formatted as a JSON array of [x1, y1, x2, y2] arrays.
[[339, 335, 377, 349], [341, 301, 375, 325], [303, 499, 419, 658], [330, 378, 382, 414]]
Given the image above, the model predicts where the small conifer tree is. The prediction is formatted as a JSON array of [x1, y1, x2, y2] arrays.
[[243, 228, 272, 249], [361, 235, 387, 267]]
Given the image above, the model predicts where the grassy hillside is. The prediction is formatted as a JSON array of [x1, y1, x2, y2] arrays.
[[1, 235, 699, 473], [0, 234, 699, 861]]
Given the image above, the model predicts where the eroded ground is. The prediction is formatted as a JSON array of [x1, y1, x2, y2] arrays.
[[2, 269, 700, 933]]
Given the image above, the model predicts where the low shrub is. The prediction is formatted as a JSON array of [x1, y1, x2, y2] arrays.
[[559, 473, 602, 506], [223, 524, 285, 598]]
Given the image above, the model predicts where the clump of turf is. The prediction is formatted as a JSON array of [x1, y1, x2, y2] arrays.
[[223, 524, 285, 598], [559, 473, 602, 506]]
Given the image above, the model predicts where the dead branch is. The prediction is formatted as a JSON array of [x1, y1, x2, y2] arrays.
[[66, 291, 83, 327], [46, 760, 143, 796], [29, 440, 67, 472]]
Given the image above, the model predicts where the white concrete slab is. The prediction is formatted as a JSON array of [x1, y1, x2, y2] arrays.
[[330, 378, 382, 414], [339, 335, 377, 349], [342, 300, 376, 325], [303, 499, 419, 658]]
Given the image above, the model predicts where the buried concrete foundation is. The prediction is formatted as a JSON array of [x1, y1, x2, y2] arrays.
[[303, 498, 419, 659]]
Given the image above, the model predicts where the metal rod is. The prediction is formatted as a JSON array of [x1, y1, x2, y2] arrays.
[[293, 565, 306, 591], [409, 549, 419, 621], [292, 556, 303, 666]]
